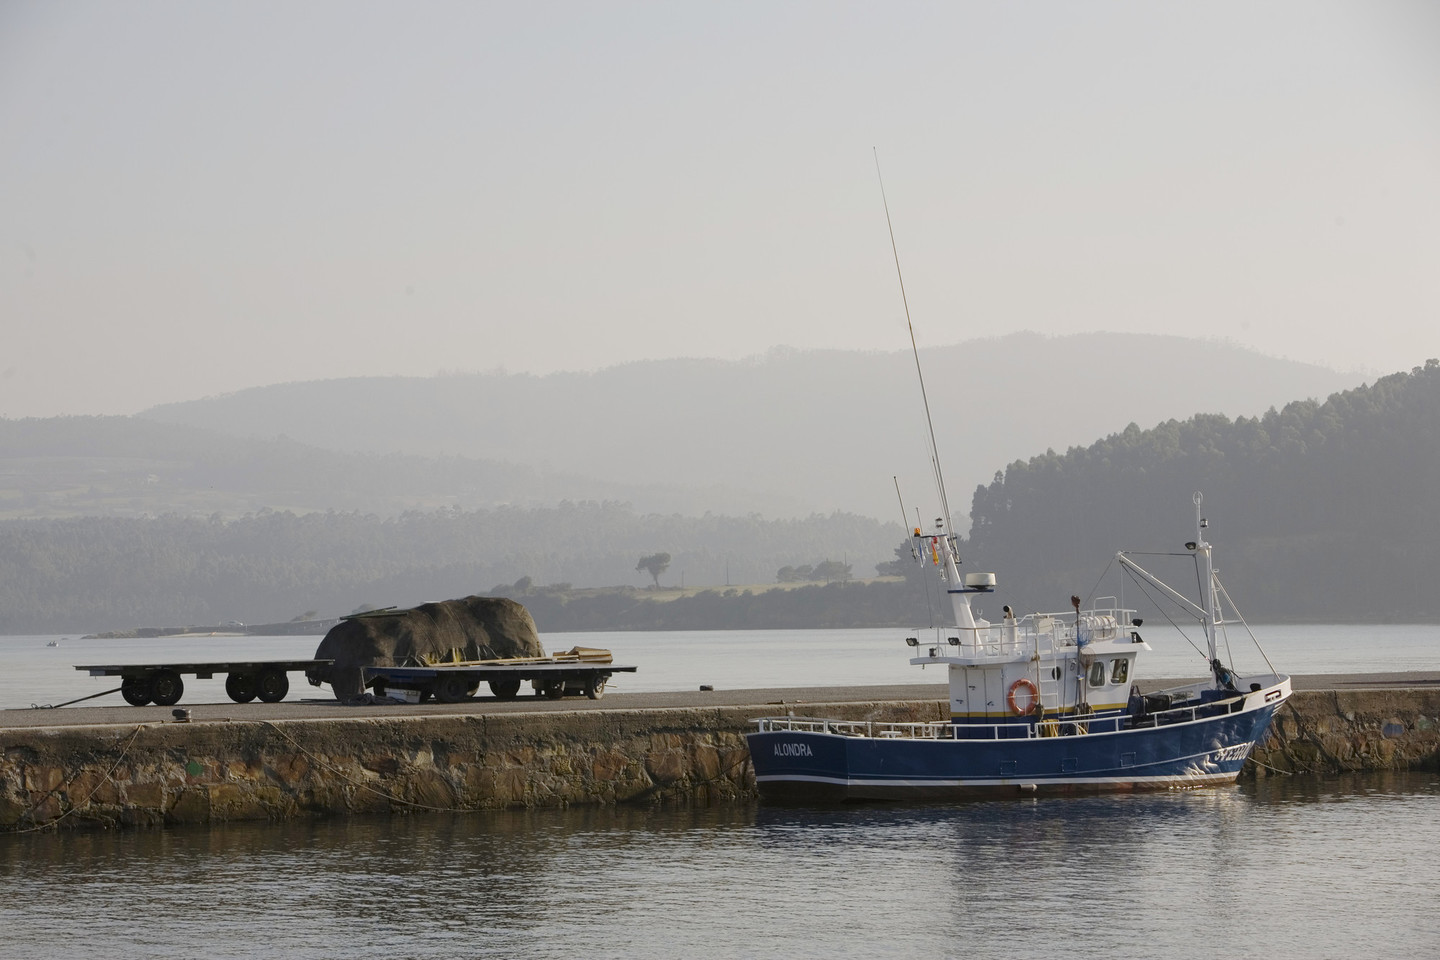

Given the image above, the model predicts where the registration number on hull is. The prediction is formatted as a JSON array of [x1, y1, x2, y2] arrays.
[[1211, 743, 1252, 763]]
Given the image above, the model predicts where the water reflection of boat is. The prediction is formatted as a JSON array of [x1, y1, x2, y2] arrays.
[[747, 498, 1291, 801]]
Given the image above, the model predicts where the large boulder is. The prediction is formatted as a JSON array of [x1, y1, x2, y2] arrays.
[[310, 596, 542, 700]]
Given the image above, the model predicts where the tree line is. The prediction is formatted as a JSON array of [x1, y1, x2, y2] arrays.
[[5, 362, 1437, 633], [957, 360, 1440, 621], [0, 503, 900, 634]]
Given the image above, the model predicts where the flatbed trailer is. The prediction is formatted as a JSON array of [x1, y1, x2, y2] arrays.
[[75, 659, 332, 707], [355, 648, 637, 703]]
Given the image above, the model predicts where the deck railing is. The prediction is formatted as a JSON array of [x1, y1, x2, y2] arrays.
[[910, 605, 1138, 661], [754, 694, 1252, 742]]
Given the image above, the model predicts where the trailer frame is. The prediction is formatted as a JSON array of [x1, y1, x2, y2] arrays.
[[75, 659, 332, 707], [359, 653, 637, 703]]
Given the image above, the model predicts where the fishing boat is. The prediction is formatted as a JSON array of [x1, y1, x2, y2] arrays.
[[746, 160, 1290, 800], [747, 496, 1290, 801]]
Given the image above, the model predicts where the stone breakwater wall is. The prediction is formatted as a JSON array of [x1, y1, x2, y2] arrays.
[[1248, 687, 1440, 777], [2, 689, 1436, 832], [0, 700, 945, 832]]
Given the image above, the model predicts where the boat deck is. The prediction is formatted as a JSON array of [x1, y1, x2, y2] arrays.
[[1, 673, 1435, 730]]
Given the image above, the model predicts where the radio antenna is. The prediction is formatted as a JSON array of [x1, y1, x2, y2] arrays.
[[875, 149, 957, 545]]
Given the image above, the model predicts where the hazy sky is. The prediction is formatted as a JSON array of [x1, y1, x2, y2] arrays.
[[3, 1, 1438, 418]]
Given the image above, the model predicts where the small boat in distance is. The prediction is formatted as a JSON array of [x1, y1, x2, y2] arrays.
[[746, 496, 1291, 801]]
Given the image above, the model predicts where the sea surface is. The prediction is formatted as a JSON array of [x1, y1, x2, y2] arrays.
[[3, 622, 1438, 710], [3, 626, 1438, 958], [0, 772, 1435, 959]]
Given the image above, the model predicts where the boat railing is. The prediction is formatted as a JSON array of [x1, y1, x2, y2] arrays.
[[1017, 605, 1134, 648], [914, 605, 1136, 659], [754, 717, 963, 739], [913, 625, 1028, 661], [755, 692, 1256, 741]]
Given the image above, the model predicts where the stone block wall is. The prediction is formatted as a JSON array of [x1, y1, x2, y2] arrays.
[[4, 689, 1436, 833], [1248, 688, 1440, 777], [0, 699, 946, 832]]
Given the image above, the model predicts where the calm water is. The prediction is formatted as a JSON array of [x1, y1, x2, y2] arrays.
[[4, 629, 1438, 957], [4, 622, 1439, 710], [0, 772, 1436, 959]]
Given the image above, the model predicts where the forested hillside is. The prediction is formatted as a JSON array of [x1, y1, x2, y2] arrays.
[[6, 363, 1436, 633], [0, 504, 900, 633], [959, 361, 1440, 621]]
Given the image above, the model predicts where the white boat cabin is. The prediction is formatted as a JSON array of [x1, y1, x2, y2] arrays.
[[909, 600, 1147, 725], [907, 526, 1148, 727]]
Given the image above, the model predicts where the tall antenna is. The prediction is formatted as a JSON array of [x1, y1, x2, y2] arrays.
[[892, 476, 910, 532], [874, 148, 957, 543]]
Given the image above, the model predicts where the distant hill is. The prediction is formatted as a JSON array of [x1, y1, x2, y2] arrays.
[[137, 333, 1359, 522], [959, 360, 1440, 621], [4, 359, 1435, 632], [0, 415, 801, 520]]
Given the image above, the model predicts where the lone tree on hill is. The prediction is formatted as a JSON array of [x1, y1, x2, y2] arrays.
[[636, 552, 671, 589]]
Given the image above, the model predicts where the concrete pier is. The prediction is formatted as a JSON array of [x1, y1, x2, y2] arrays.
[[2, 677, 1437, 832]]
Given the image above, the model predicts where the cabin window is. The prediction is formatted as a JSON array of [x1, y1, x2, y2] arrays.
[[1088, 661, 1106, 686], [1111, 659, 1129, 685]]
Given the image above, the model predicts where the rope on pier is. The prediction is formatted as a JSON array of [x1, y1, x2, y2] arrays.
[[8, 725, 147, 834], [258, 720, 464, 813], [1277, 700, 1343, 775], [1248, 757, 1293, 777], [30, 686, 123, 710]]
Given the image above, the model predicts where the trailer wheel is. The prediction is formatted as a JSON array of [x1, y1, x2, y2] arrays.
[[541, 681, 566, 700], [489, 678, 522, 700], [150, 670, 184, 707], [434, 674, 472, 703], [584, 675, 607, 700], [226, 673, 258, 703], [121, 677, 153, 706], [256, 668, 289, 703]]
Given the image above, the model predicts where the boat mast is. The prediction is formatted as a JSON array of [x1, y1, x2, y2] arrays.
[[874, 153, 982, 632], [874, 150, 958, 543], [1192, 492, 1221, 681]]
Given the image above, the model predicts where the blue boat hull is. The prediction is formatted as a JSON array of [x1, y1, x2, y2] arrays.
[[747, 701, 1283, 802]]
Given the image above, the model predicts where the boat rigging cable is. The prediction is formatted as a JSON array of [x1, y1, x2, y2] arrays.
[[894, 476, 938, 629], [1117, 558, 1212, 664], [874, 149, 958, 548]]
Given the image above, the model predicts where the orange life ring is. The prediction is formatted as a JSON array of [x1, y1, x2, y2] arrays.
[[1007, 678, 1040, 716]]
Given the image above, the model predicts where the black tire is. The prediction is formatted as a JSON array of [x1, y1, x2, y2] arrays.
[[226, 673, 258, 703], [489, 678, 522, 700], [256, 668, 289, 703], [584, 675, 607, 700], [433, 674, 472, 704], [542, 681, 566, 700], [121, 676, 153, 707], [150, 669, 184, 707]]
